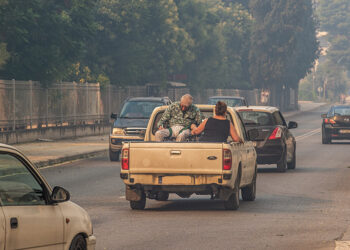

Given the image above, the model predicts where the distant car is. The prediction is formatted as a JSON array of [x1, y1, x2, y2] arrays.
[[208, 96, 247, 107], [109, 97, 172, 161], [236, 106, 298, 172], [321, 105, 350, 144], [0, 144, 96, 250]]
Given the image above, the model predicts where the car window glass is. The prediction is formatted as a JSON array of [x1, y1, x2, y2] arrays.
[[273, 112, 285, 126], [334, 107, 350, 116], [0, 153, 46, 206], [208, 98, 242, 107], [238, 111, 274, 126], [120, 101, 164, 119]]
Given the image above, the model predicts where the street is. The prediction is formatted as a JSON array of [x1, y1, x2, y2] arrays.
[[40, 105, 350, 250]]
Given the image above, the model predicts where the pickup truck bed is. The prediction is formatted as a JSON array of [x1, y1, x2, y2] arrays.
[[120, 105, 258, 210]]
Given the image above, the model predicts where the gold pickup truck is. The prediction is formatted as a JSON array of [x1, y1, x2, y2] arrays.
[[120, 105, 258, 210]]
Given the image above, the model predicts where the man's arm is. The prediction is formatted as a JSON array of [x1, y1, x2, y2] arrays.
[[157, 106, 172, 128]]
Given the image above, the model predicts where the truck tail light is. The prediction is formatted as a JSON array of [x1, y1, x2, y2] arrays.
[[223, 149, 232, 170], [324, 118, 336, 124], [121, 149, 129, 170], [268, 127, 282, 140]]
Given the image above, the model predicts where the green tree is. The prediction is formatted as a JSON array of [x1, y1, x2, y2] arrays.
[[249, 0, 319, 108], [0, 0, 96, 83]]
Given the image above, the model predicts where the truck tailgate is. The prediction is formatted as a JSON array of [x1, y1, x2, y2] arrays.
[[128, 142, 224, 174]]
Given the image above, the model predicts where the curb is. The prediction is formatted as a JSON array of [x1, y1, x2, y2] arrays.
[[33, 149, 108, 168], [283, 103, 328, 119]]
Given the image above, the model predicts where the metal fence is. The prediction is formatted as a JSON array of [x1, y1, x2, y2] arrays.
[[0, 79, 270, 132]]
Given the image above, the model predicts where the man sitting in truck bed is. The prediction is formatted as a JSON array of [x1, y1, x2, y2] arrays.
[[155, 94, 202, 142]]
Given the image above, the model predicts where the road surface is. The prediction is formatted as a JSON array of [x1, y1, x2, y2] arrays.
[[40, 105, 350, 250]]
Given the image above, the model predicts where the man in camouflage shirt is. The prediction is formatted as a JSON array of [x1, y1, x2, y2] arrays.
[[155, 94, 202, 142]]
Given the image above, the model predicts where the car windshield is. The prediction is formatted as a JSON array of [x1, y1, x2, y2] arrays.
[[209, 98, 242, 107], [238, 111, 274, 126], [120, 101, 165, 119], [334, 107, 350, 116]]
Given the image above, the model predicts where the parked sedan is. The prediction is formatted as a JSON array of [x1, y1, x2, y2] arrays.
[[322, 105, 350, 144], [236, 106, 297, 172], [0, 144, 96, 250]]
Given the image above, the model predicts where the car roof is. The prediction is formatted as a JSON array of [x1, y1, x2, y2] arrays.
[[234, 106, 279, 113], [127, 97, 170, 102], [0, 143, 18, 151], [209, 96, 245, 100]]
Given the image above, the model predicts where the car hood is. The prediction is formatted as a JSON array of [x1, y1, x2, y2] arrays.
[[114, 118, 149, 128]]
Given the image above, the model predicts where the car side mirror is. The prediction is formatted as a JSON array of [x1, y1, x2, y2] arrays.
[[247, 129, 259, 141], [110, 113, 118, 119], [288, 121, 298, 129], [321, 114, 327, 118], [51, 186, 70, 203]]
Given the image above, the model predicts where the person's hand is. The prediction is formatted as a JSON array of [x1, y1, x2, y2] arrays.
[[191, 130, 196, 135], [190, 124, 197, 130], [158, 126, 164, 130]]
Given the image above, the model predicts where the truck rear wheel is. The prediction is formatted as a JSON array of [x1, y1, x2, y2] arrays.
[[224, 176, 240, 210], [241, 167, 257, 201], [130, 192, 146, 210]]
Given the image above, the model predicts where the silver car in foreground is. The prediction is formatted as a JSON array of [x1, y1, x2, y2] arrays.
[[0, 144, 96, 250]]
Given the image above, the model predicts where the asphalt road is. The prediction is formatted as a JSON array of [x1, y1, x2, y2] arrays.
[[40, 105, 350, 250]]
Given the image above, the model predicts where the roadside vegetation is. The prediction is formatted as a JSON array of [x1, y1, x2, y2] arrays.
[[0, 0, 318, 107]]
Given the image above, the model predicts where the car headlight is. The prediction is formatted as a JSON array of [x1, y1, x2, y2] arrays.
[[113, 128, 125, 135]]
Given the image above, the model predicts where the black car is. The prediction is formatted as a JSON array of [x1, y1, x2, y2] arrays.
[[109, 97, 171, 161], [236, 106, 298, 172], [322, 105, 350, 144], [208, 96, 247, 107]]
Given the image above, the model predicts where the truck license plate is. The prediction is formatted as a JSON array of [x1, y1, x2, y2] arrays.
[[340, 129, 350, 134], [162, 176, 193, 185]]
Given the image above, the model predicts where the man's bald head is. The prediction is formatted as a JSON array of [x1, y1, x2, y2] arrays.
[[180, 94, 193, 107]]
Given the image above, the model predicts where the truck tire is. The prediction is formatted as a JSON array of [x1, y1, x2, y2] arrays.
[[287, 147, 296, 169], [156, 191, 169, 201], [109, 149, 120, 162], [277, 149, 287, 172], [241, 166, 257, 201], [224, 175, 240, 210], [130, 192, 146, 210]]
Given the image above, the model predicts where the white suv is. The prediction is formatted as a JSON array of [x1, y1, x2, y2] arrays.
[[0, 144, 96, 250]]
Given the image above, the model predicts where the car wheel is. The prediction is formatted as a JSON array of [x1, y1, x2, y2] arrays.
[[130, 192, 146, 210], [69, 235, 86, 250], [224, 175, 240, 210], [241, 166, 257, 201], [156, 191, 169, 201], [322, 128, 331, 144], [277, 149, 287, 172], [109, 149, 120, 161], [287, 147, 296, 169]]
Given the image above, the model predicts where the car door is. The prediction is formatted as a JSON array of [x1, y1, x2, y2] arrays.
[[275, 112, 295, 161], [0, 152, 64, 250], [0, 207, 5, 250]]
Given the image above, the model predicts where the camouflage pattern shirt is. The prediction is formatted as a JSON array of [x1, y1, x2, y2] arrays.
[[157, 102, 203, 128]]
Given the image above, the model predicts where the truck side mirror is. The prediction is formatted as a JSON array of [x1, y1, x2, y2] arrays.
[[111, 113, 118, 119]]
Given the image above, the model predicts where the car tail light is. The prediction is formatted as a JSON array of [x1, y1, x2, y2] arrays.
[[121, 149, 129, 170], [268, 127, 282, 140], [223, 149, 232, 170], [324, 118, 336, 124]]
